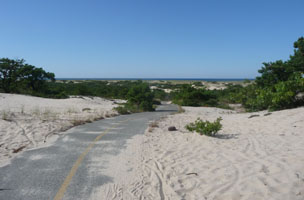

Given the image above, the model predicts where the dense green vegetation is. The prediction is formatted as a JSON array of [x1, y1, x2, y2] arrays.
[[115, 81, 155, 114], [172, 84, 217, 107], [46, 81, 137, 99], [0, 58, 55, 95]]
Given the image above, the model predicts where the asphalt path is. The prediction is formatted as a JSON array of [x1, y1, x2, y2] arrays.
[[0, 104, 177, 200]]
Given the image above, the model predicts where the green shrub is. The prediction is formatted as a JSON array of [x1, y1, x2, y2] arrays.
[[153, 99, 161, 105], [127, 81, 155, 111], [153, 89, 170, 101], [172, 84, 218, 107], [269, 74, 304, 110], [54, 91, 69, 99], [114, 100, 151, 114], [114, 106, 130, 115], [185, 117, 222, 136], [243, 73, 304, 111]]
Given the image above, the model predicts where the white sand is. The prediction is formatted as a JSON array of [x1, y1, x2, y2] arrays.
[[0, 93, 119, 166], [201, 81, 228, 90], [88, 106, 304, 199], [2, 93, 304, 199], [89, 134, 144, 200], [138, 106, 304, 200]]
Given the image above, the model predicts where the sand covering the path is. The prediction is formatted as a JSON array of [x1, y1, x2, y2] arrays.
[[92, 106, 304, 200], [0, 93, 118, 166], [139, 106, 304, 200]]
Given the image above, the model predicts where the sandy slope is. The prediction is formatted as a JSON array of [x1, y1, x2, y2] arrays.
[[140, 106, 304, 200], [2, 94, 304, 199], [0, 93, 119, 166]]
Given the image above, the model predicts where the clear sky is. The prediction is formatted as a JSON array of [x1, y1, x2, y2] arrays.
[[1, 0, 303, 79]]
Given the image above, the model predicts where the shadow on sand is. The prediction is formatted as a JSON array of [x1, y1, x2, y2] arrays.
[[213, 133, 240, 139]]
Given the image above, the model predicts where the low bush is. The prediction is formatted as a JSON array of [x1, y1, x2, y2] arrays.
[[243, 73, 304, 111], [185, 117, 222, 136], [114, 106, 130, 115], [114, 102, 145, 115], [127, 81, 155, 112], [172, 84, 218, 107]]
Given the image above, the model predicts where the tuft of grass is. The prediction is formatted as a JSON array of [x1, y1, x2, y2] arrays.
[[20, 105, 25, 114], [178, 105, 185, 113], [148, 121, 159, 132], [32, 107, 41, 116], [216, 103, 233, 110], [42, 109, 51, 118], [149, 121, 159, 128], [41, 109, 58, 120], [172, 105, 185, 115], [1, 110, 11, 121], [84, 118, 93, 123], [71, 119, 85, 126], [104, 111, 112, 118], [67, 107, 78, 114]]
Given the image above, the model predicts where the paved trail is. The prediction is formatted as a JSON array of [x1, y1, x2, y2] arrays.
[[0, 104, 177, 200]]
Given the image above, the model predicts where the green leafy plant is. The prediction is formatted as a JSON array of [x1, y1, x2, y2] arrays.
[[114, 106, 130, 115], [243, 73, 304, 111], [185, 117, 223, 136], [172, 84, 218, 107], [126, 81, 155, 112]]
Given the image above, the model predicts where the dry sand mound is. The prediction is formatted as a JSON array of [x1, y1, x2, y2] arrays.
[[0, 93, 119, 166], [139, 107, 304, 200]]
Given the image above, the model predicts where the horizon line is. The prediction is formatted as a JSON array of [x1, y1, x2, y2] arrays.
[[56, 78, 255, 80]]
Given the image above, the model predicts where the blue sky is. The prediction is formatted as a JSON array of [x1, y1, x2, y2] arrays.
[[1, 0, 303, 78]]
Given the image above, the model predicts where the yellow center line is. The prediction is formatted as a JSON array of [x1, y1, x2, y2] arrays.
[[53, 119, 130, 200]]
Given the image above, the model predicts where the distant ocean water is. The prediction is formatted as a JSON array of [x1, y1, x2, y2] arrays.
[[57, 78, 254, 81]]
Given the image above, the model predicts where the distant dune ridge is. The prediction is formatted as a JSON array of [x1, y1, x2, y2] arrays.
[[0, 93, 119, 166]]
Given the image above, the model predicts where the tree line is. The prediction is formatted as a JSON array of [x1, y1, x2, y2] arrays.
[[0, 59, 156, 112]]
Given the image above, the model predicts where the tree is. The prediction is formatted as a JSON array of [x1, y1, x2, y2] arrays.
[[256, 37, 304, 87], [0, 58, 55, 93], [0, 58, 25, 92], [242, 37, 304, 111], [255, 60, 293, 87], [19, 64, 55, 91], [289, 36, 304, 72]]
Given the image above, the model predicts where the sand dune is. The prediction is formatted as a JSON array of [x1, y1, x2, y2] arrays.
[[0, 93, 119, 166], [2, 94, 304, 199], [139, 106, 304, 200]]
